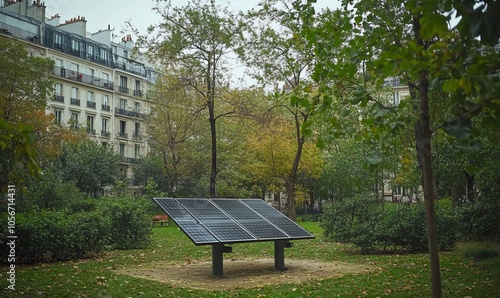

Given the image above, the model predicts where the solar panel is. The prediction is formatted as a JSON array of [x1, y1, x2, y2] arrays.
[[242, 199, 314, 238], [211, 199, 289, 240], [154, 198, 315, 276], [154, 198, 219, 245], [153, 198, 314, 245]]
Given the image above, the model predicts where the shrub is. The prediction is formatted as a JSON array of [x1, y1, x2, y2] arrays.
[[0, 210, 110, 263], [320, 200, 458, 253], [99, 196, 152, 250], [0, 195, 152, 263], [457, 199, 500, 241]]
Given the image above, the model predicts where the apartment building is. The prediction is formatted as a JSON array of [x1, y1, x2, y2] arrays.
[[0, 0, 157, 195]]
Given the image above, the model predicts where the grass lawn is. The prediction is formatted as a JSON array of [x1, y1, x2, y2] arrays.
[[1, 222, 499, 297]]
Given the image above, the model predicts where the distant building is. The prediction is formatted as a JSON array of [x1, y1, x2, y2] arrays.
[[383, 76, 419, 203], [0, 0, 158, 195]]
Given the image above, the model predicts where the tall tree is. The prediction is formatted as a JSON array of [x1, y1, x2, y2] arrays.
[[137, 0, 246, 198], [243, 0, 316, 219], [146, 73, 205, 196], [297, 0, 500, 296], [0, 37, 54, 191]]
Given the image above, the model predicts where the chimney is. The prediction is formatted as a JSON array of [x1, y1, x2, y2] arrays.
[[59, 15, 87, 36]]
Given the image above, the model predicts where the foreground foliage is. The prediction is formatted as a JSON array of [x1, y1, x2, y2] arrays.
[[0, 222, 498, 297], [321, 201, 458, 253], [0, 196, 152, 263]]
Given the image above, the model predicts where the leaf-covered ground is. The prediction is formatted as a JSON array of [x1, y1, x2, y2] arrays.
[[1, 222, 499, 297], [115, 257, 369, 291]]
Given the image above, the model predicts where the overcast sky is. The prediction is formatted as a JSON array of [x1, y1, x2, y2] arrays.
[[45, 0, 339, 38], [45, 0, 339, 87]]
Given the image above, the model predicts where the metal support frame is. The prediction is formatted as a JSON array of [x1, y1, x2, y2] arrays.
[[274, 240, 292, 271], [211, 244, 232, 276]]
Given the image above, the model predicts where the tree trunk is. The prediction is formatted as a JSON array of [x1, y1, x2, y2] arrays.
[[417, 70, 442, 298], [286, 111, 306, 220], [412, 12, 442, 298], [464, 170, 475, 203], [207, 53, 217, 199]]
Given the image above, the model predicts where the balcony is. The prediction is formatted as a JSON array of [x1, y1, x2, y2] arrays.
[[102, 82, 114, 90], [51, 66, 114, 90], [102, 104, 111, 112], [70, 98, 81, 106], [87, 101, 96, 109], [121, 157, 140, 164], [118, 86, 129, 94], [384, 77, 407, 87], [132, 131, 142, 140], [101, 130, 111, 137], [133, 90, 144, 97], [117, 132, 128, 139], [115, 107, 145, 119], [53, 94, 64, 103]]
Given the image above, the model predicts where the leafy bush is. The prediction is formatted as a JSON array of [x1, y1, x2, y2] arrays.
[[464, 249, 499, 260], [320, 200, 458, 253], [457, 199, 500, 241], [0, 196, 152, 263], [18, 169, 85, 212], [0, 210, 110, 263], [99, 196, 152, 250]]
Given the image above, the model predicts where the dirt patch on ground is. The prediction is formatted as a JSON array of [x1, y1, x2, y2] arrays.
[[115, 258, 370, 291]]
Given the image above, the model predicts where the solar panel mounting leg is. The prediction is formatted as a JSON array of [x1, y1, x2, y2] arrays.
[[274, 240, 288, 271], [212, 244, 224, 276]]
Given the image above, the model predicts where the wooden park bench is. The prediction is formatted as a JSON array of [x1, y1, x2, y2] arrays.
[[151, 214, 170, 226]]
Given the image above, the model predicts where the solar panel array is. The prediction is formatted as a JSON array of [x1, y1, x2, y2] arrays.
[[154, 198, 314, 245]]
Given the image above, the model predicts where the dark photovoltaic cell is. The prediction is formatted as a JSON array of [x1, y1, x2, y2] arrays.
[[154, 198, 218, 245], [241, 199, 314, 238], [153, 198, 314, 245], [212, 199, 289, 240]]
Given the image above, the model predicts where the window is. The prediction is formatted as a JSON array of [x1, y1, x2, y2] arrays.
[[71, 39, 80, 52], [124, 50, 128, 59], [54, 33, 62, 47], [135, 80, 141, 90], [71, 112, 79, 130], [134, 122, 140, 137], [119, 76, 129, 93], [393, 92, 400, 105], [87, 44, 94, 57], [71, 63, 79, 73], [101, 117, 109, 135], [86, 115, 94, 134], [54, 83, 63, 95], [102, 73, 109, 82], [87, 91, 95, 102], [119, 98, 127, 109], [134, 102, 140, 112], [100, 48, 110, 63], [71, 87, 79, 98], [119, 143, 126, 157], [120, 76, 127, 86], [102, 94, 109, 106], [119, 120, 126, 135], [70, 87, 80, 106], [55, 59, 63, 67], [134, 145, 140, 158], [54, 109, 62, 125]]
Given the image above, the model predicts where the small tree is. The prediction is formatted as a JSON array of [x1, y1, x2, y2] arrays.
[[59, 140, 120, 197], [0, 37, 54, 190], [137, 0, 246, 198]]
